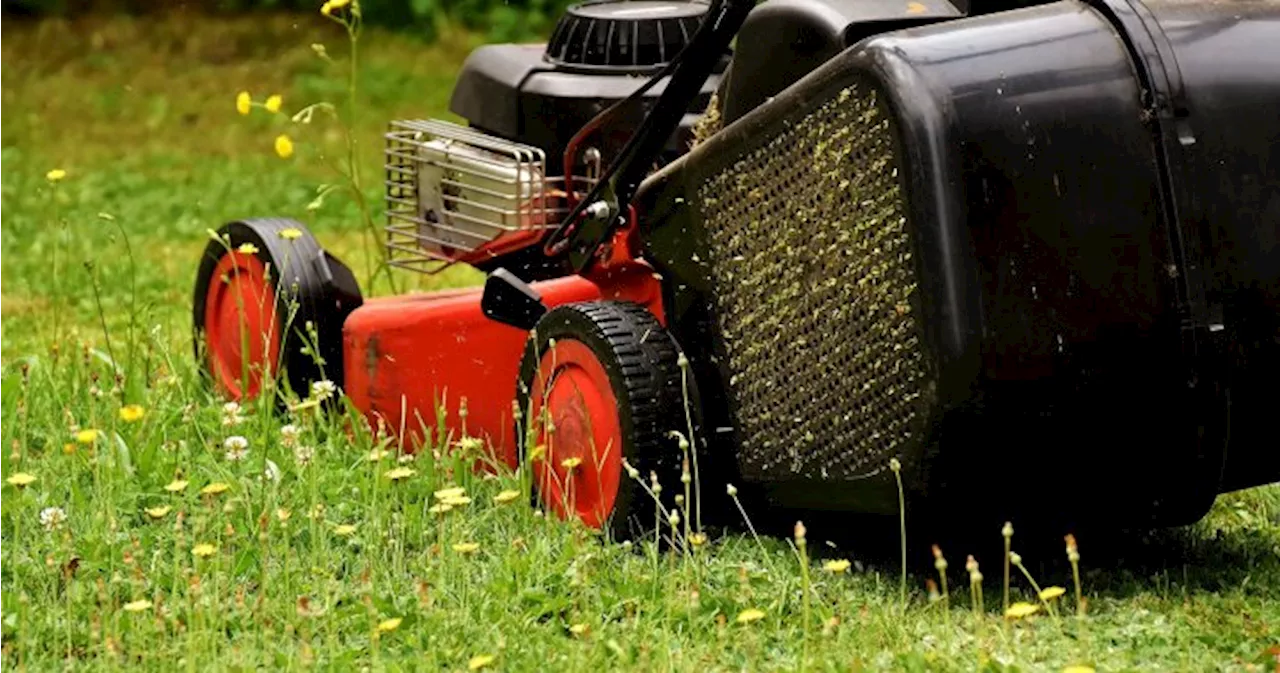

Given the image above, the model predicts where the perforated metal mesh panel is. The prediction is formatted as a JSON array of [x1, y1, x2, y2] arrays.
[[696, 83, 934, 480]]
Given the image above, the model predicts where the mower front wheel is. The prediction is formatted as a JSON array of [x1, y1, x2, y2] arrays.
[[516, 301, 686, 540], [192, 218, 362, 402]]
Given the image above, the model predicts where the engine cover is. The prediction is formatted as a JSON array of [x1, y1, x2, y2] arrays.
[[448, 0, 726, 176]]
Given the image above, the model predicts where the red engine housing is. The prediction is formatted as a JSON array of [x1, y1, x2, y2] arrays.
[[342, 256, 664, 467]]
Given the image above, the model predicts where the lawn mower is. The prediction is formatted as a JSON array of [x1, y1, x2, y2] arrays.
[[194, 0, 1280, 539]]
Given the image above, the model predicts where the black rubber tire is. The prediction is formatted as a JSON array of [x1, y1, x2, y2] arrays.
[[192, 218, 362, 401], [515, 301, 688, 542]]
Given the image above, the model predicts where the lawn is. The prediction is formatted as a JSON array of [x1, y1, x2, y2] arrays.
[[2, 8, 1279, 672]]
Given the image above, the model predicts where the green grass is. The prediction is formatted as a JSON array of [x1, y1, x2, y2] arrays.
[[3, 9, 1280, 672]]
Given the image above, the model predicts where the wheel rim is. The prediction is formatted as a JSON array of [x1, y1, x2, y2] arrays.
[[529, 339, 624, 528], [202, 251, 280, 400]]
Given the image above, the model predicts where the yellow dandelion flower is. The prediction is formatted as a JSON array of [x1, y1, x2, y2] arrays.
[[493, 490, 520, 504], [1004, 602, 1041, 619], [6, 472, 36, 488], [76, 429, 100, 444], [468, 654, 495, 671], [321, 0, 350, 15], [367, 449, 392, 462], [46, 168, 67, 182], [689, 533, 708, 547], [528, 444, 547, 462], [384, 467, 416, 481], [63, 443, 77, 455], [1039, 586, 1067, 601], [441, 495, 472, 506], [452, 542, 480, 554], [279, 227, 303, 240], [145, 505, 172, 519], [276, 508, 292, 522], [123, 599, 153, 613], [569, 623, 588, 636], [264, 94, 283, 113], [1062, 666, 1096, 673], [164, 479, 189, 493], [377, 617, 402, 633], [736, 608, 766, 624], [237, 243, 259, 255], [560, 456, 582, 470], [236, 91, 251, 115], [434, 487, 466, 501], [118, 405, 146, 423], [274, 134, 294, 159], [333, 524, 357, 537], [428, 503, 454, 515], [192, 543, 217, 558], [200, 482, 230, 496], [823, 559, 852, 574]]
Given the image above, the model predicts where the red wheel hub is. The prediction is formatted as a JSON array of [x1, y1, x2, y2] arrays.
[[529, 339, 624, 528], [203, 251, 280, 400]]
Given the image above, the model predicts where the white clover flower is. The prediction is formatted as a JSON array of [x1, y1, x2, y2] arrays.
[[294, 445, 316, 467], [40, 506, 67, 531], [310, 380, 337, 401], [280, 424, 301, 447], [224, 436, 249, 462], [222, 401, 245, 427]]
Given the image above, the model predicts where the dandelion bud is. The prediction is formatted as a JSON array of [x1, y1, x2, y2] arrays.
[[888, 457, 901, 473], [1009, 551, 1022, 567], [677, 353, 689, 369], [668, 511, 680, 527], [726, 483, 738, 497], [925, 578, 940, 602], [965, 555, 978, 574], [679, 438, 690, 452], [971, 570, 983, 584], [652, 483, 662, 495], [626, 465, 640, 480], [931, 544, 947, 572], [1002, 521, 1013, 539], [674, 494, 684, 506], [680, 471, 691, 485], [794, 520, 807, 543]]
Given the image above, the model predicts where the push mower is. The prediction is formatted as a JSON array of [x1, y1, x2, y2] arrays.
[[194, 0, 1280, 539]]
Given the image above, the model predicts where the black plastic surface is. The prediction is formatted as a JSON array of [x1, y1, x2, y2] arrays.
[[481, 268, 548, 331], [636, 0, 1280, 526], [546, 0, 708, 72], [449, 44, 724, 175]]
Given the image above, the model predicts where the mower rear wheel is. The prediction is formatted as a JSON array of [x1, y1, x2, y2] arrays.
[[193, 218, 361, 402], [516, 301, 686, 540]]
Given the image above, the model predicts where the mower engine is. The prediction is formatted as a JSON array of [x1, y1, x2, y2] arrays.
[[194, 0, 1280, 540], [385, 0, 723, 278]]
